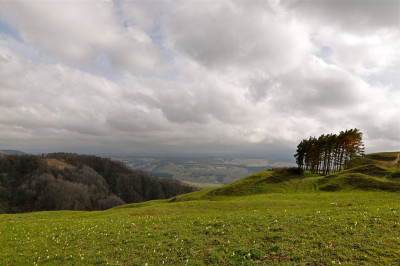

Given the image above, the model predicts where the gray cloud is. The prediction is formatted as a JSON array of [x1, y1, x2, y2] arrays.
[[164, 1, 313, 73], [0, 0, 160, 72], [289, 0, 400, 75], [0, 0, 398, 157], [290, 0, 399, 32]]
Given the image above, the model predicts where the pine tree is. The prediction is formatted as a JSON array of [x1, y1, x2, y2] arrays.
[[294, 129, 364, 175]]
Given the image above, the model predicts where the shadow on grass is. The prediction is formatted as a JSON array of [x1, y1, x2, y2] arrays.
[[318, 173, 400, 192]]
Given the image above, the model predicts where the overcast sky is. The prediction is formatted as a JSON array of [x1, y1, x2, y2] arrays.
[[0, 0, 399, 159]]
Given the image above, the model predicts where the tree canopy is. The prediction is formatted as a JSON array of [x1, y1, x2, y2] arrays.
[[294, 129, 365, 175], [0, 153, 196, 213]]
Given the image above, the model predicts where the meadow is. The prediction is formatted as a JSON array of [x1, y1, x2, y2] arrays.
[[1, 191, 399, 265]]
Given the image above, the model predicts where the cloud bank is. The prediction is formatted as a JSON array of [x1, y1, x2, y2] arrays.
[[0, 0, 399, 158]]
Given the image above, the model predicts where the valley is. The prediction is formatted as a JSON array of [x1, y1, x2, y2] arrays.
[[112, 156, 296, 187]]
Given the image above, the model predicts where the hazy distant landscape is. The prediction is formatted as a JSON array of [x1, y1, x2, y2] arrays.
[[112, 156, 296, 187]]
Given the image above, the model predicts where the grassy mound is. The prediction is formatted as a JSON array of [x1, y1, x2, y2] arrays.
[[387, 170, 400, 180], [365, 152, 399, 162], [346, 164, 393, 177], [172, 161, 400, 202], [318, 173, 400, 192], [364, 152, 400, 169], [171, 170, 323, 201]]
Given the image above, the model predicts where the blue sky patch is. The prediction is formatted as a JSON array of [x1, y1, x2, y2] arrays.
[[0, 20, 22, 41]]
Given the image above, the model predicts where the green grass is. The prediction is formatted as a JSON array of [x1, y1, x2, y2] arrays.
[[388, 170, 400, 180], [347, 164, 397, 177], [1, 192, 400, 265], [173, 171, 321, 202], [172, 165, 400, 202], [2, 155, 400, 264], [364, 152, 400, 169], [366, 152, 400, 162]]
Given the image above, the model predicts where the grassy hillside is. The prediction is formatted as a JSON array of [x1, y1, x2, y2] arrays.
[[1, 192, 399, 265], [172, 163, 400, 202], [364, 151, 400, 168], [365, 151, 399, 161], [1, 152, 400, 264]]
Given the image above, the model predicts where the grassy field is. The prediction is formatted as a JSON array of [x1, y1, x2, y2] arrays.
[[1, 152, 399, 265], [1, 191, 400, 265]]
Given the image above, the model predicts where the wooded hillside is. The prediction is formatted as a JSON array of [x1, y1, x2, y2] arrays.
[[0, 153, 196, 213]]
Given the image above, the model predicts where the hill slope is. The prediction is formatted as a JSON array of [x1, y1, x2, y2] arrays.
[[172, 153, 400, 202], [0, 150, 27, 155], [0, 153, 196, 213], [1, 191, 399, 265], [364, 151, 400, 168]]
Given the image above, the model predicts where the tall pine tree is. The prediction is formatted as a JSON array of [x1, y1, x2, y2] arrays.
[[294, 129, 365, 174]]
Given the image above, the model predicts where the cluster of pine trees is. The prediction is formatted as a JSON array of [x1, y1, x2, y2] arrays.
[[294, 129, 365, 175]]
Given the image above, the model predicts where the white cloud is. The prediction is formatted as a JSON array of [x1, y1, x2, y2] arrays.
[[290, 0, 400, 76], [289, 0, 399, 32], [164, 0, 314, 74], [312, 26, 400, 76], [0, 0, 398, 157], [0, 0, 160, 71]]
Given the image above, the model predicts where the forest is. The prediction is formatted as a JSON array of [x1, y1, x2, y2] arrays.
[[0, 153, 196, 213], [294, 128, 365, 175]]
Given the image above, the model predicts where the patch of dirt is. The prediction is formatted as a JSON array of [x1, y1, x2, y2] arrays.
[[45, 158, 74, 170]]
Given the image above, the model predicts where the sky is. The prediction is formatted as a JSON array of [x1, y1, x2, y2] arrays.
[[0, 0, 399, 159]]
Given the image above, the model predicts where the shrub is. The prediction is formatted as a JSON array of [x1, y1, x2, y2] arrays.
[[273, 167, 304, 175]]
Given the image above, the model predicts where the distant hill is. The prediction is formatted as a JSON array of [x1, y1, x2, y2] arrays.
[[112, 156, 295, 185], [364, 151, 400, 168], [0, 153, 196, 213], [171, 152, 400, 202], [0, 150, 27, 155]]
